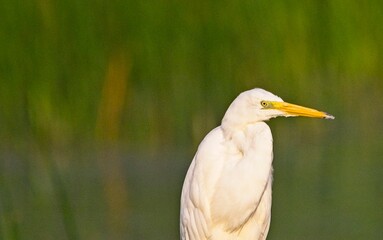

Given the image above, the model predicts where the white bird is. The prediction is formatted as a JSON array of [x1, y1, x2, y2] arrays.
[[180, 88, 334, 240]]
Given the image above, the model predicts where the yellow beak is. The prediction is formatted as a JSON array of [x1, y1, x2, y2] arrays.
[[270, 101, 335, 119]]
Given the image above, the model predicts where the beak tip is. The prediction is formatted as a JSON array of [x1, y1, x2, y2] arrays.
[[324, 113, 335, 120]]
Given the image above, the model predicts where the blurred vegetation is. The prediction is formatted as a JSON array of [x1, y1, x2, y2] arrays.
[[1, 0, 383, 239]]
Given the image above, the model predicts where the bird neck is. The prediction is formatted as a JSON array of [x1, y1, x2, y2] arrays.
[[221, 118, 245, 140], [220, 120, 273, 158], [221, 116, 254, 155]]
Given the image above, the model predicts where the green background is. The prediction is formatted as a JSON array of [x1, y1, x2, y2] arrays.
[[1, 0, 383, 239]]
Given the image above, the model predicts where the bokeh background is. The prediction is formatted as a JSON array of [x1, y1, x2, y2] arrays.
[[1, 0, 383, 239]]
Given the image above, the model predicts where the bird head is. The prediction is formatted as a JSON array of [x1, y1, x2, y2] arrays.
[[221, 88, 334, 134]]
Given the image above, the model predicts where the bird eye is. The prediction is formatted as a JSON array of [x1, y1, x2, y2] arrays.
[[260, 101, 268, 108]]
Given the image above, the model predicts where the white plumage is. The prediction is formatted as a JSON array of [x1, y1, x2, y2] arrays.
[[180, 88, 333, 240]]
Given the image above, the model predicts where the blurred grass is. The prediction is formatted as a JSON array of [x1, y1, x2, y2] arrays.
[[1, 0, 383, 239]]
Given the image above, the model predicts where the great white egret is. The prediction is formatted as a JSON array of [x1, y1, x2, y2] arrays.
[[180, 88, 334, 240]]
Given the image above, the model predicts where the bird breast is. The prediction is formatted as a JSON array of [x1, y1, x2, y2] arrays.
[[210, 122, 274, 232]]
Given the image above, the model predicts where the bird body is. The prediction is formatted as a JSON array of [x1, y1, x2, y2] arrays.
[[180, 88, 333, 240]]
